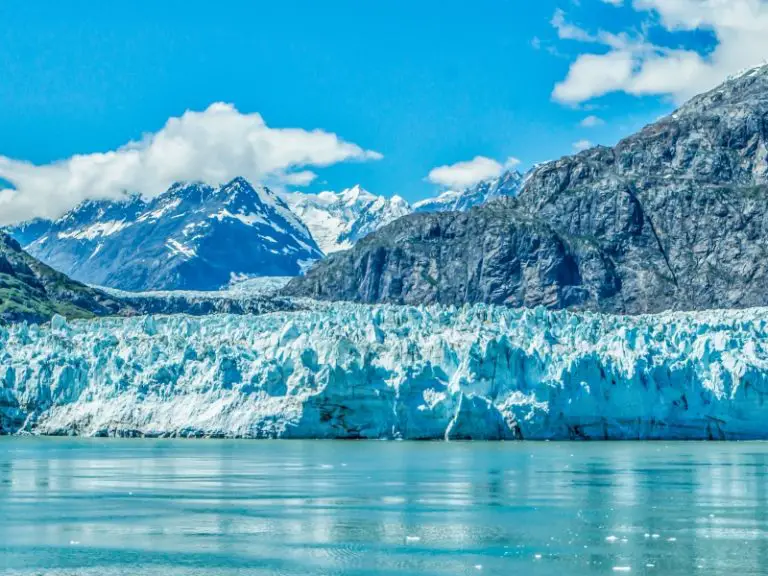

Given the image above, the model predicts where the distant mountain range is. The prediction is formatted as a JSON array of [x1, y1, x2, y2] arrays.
[[284, 175, 524, 254], [5, 173, 522, 291], [8, 63, 768, 315], [284, 185, 411, 254], [286, 64, 768, 314]]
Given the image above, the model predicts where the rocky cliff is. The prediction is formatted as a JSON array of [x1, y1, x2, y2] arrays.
[[286, 65, 768, 314]]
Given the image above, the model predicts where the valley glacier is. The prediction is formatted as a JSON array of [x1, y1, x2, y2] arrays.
[[1, 303, 768, 440]]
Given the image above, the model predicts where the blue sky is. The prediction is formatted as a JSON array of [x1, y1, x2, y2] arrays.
[[1, 0, 763, 223]]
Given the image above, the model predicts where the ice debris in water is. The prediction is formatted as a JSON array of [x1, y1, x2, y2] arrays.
[[1, 302, 768, 439]]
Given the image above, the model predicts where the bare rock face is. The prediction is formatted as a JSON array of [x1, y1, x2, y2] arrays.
[[286, 65, 768, 314], [287, 204, 621, 311]]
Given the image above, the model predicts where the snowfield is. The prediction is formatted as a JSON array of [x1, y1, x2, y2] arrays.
[[2, 304, 768, 440]]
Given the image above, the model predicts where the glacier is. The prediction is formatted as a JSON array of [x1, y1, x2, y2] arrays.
[[1, 303, 768, 440]]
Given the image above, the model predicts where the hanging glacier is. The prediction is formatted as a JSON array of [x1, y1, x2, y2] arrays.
[[1, 304, 767, 440]]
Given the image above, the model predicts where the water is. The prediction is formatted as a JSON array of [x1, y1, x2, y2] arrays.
[[2, 440, 768, 575]]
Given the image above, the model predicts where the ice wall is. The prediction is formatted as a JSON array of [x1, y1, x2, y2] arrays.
[[1, 304, 767, 440]]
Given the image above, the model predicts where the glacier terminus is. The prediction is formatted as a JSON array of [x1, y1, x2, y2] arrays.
[[2, 303, 767, 440]]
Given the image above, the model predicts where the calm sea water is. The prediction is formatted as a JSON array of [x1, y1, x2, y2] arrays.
[[2, 439, 768, 575]]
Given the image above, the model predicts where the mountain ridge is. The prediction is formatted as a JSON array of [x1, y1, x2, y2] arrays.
[[413, 170, 524, 213], [6, 172, 525, 287]]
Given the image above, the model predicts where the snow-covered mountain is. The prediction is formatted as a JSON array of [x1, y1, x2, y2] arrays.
[[5, 173, 524, 289], [2, 303, 767, 439], [7, 177, 322, 291], [284, 175, 524, 255], [413, 170, 525, 213], [284, 185, 411, 254]]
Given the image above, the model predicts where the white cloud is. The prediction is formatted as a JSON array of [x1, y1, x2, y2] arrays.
[[580, 115, 605, 127], [427, 155, 519, 189], [601, 0, 624, 5], [552, 9, 595, 43], [0, 103, 382, 225], [554, 51, 636, 103], [551, 1, 768, 105], [504, 156, 522, 170], [572, 139, 593, 152]]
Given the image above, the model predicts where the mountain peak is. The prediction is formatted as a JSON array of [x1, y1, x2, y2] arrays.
[[219, 176, 263, 199], [225, 175, 252, 188], [6, 177, 322, 291], [674, 61, 768, 119], [339, 184, 376, 205]]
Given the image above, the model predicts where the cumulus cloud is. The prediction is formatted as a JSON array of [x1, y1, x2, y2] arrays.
[[555, 51, 636, 103], [580, 115, 605, 127], [0, 103, 382, 225], [551, 1, 768, 105], [572, 139, 593, 152], [427, 156, 520, 189]]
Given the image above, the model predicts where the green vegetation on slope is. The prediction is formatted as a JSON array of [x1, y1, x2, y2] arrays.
[[0, 232, 129, 324]]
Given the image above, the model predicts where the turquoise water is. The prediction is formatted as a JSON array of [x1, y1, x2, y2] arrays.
[[2, 440, 768, 575]]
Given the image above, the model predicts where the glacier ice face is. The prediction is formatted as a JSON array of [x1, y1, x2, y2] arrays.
[[1, 304, 767, 440]]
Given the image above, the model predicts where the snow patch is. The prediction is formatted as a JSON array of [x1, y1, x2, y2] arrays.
[[58, 220, 131, 241], [165, 238, 197, 259]]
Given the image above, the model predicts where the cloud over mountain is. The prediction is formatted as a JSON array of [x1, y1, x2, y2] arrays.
[[427, 156, 520, 189], [0, 103, 382, 225]]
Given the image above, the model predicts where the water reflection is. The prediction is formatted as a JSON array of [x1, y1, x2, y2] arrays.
[[2, 440, 768, 575]]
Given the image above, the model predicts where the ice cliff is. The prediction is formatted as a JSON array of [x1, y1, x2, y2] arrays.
[[1, 304, 767, 440]]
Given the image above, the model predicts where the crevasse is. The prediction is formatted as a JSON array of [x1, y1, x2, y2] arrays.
[[1, 304, 767, 440]]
